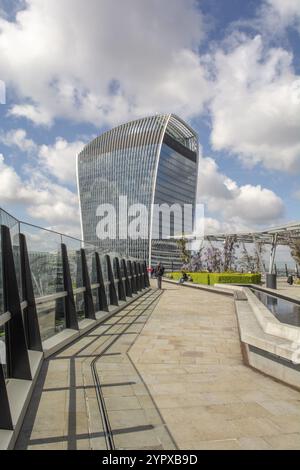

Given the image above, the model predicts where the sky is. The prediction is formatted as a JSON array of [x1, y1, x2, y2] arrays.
[[0, 0, 299, 247]]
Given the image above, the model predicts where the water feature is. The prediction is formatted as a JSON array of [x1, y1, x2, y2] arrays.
[[252, 289, 300, 327]]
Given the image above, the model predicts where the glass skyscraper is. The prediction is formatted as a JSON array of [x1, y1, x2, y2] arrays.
[[77, 114, 199, 270]]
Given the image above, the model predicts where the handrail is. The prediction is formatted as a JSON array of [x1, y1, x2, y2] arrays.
[[73, 287, 86, 295], [0, 212, 150, 440], [91, 283, 100, 289], [35, 291, 68, 305], [20, 301, 28, 311], [0, 311, 11, 327]]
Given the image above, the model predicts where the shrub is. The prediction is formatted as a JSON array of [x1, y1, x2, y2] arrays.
[[166, 272, 261, 285], [209, 273, 261, 285], [188, 273, 210, 284]]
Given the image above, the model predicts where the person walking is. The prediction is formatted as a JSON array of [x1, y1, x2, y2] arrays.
[[155, 263, 165, 289]]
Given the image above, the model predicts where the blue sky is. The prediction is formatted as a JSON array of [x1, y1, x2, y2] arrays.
[[0, 0, 299, 243]]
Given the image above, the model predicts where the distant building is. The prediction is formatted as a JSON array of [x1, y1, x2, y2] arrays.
[[77, 114, 199, 270]]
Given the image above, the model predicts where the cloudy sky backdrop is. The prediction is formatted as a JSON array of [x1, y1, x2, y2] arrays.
[[0, 0, 299, 244]]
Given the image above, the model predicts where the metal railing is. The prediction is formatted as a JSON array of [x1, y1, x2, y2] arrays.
[[0, 207, 150, 431]]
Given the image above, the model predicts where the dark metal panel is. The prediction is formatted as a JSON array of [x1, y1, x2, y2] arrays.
[[61, 244, 79, 330], [139, 262, 146, 289], [1, 225, 32, 380], [95, 253, 108, 312], [121, 259, 132, 298], [0, 364, 13, 430], [133, 261, 141, 291], [106, 255, 118, 306], [81, 249, 96, 320], [143, 261, 150, 287], [114, 257, 126, 301], [128, 260, 137, 294], [19, 233, 42, 352]]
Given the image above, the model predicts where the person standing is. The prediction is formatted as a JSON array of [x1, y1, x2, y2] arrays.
[[155, 263, 165, 289]]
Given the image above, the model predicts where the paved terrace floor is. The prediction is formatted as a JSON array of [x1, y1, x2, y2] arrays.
[[270, 279, 300, 302], [16, 284, 300, 450]]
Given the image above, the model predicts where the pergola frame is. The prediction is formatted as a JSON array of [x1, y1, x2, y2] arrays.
[[197, 222, 300, 274]]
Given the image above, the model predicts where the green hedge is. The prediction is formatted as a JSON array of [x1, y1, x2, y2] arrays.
[[209, 273, 261, 285], [166, 272, 209, 284], [166, 272, 261, 285]]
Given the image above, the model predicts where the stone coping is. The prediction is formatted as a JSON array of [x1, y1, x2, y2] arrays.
[[216, 282, 300, 305], [215, 283, 300, 358], [235, 298, 299, 364], [244, 288, 300, 343], [163, 278, 233, 296], [0, 350, 43, 450]]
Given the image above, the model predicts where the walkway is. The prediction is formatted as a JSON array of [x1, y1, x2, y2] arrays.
[[272, 279, 300, 302], [129, 284, 300, 450], [16, 284, 300, 450], [15, 290, 176, 450]]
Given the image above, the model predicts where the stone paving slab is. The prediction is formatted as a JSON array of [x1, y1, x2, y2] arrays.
[[129, 283, 300, 450], [15, 290, 175, 451]]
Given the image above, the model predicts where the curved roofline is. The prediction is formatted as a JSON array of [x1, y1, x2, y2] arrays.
[[168, 113, 198, 139], [79, 113, 198, 156]]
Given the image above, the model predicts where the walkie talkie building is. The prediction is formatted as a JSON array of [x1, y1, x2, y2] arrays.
[[77, 114, 199, 270]]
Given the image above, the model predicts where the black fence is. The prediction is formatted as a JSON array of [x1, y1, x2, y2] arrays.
[[0, 211, 150, 432]]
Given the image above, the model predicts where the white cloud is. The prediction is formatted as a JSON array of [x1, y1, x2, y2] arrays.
[[0, 153, 80, 230], [39, 137, 85, 183], [210, 35, 300, 173], [264, 0, 300, 33], [0, 0, 211, 127], [0, 153, 26, 202], [0, 128, 85, 184], [197, 153, 285, 229], [202, 217, 251, 235], [0, 0, 296, 235], [9, 104, 53, 126], [0, 128, 36, 151]]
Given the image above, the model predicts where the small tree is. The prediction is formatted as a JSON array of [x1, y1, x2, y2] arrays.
[[223, 236, 238, 272], [183, 247, 204, 272], [203, 246, 222, 272], [290, 239, 300, 265], [176, 237, 191, 265]]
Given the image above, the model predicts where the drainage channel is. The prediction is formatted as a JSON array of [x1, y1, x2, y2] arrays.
[[90, 290, 163, 450]]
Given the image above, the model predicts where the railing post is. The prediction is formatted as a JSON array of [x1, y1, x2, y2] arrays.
[[128, 260, 137, 294], [133, 261, 141, 291], [144, 261, 150, 287], [106, 255, 118, 306], [81, 249, 96, 320], [0, 364, 13, 430], [95, 253, 108, 312], [114, 257, 126, 301], [137, 262, 142, 289], [19, 233, 42, 352], [139, 262, 145, 289], [1, 225, 31, 380], [122, 259, 132, 298], [61, 244, 78, 330]]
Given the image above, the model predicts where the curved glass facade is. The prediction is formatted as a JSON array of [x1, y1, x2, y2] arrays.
[[77, 114, 198, 269]]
